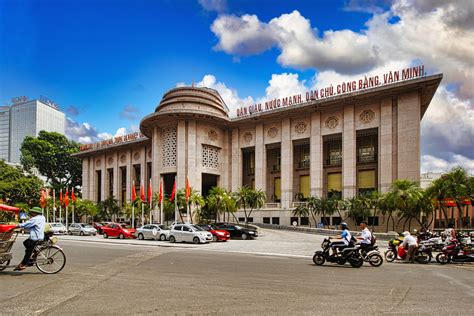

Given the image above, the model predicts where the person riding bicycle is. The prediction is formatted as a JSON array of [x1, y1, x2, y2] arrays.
[[11, 207, 45, 271], [357, 221, 372, 253], [330, 222, 352, 256]]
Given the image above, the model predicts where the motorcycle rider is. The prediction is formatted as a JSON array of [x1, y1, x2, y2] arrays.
[[330, 222, 352, 256], [444, 222, 456, 244], [401, 231, 418, 263], [357, 221, 372, 253]]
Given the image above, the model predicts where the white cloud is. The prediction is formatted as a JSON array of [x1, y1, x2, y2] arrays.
[[198, 0, 227, 13], [66, 118, 141, 144], [210, 2, 474, 98], [421, 154, 474, 175]]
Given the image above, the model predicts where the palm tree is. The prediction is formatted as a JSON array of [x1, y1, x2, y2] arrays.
[[425, 176, 450, 228], [98, 196, 121, 222], [306, 196, 321, 227], [292, 204, 310, 226], [234, 186, 266, 225], [75, 199, 98, 222], [443, 167, 470, 228], [378, 193, 396, 232], [187, 188, 205, 224], [207, 187, 228, 223], [343, 196, 371, 227], [387, 179, 423, 231]]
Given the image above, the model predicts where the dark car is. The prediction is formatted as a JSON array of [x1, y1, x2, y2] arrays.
[[215, 223, 258, 240]]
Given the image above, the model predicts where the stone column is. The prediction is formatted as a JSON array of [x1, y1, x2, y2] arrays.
[[343, 105, 356, 198], [380, 98, 393, 192], [100, 154, 106, 202], [176, 120, 186, 189], [281, 118, 293, 209], [187, 121, 197, 190], [231, 128, 242, 191], [126, 149, 132, 203], [221, 128, 231, 191], [113, 151, 119, 201], [82, 159, 89, 200], [397, 92, 421, 182], [152, 127, 162, 194], [89, 157, 95, 202], [254, 123, 266, 193], [310, 112, 323, 197], [140, 146, 146, 195]]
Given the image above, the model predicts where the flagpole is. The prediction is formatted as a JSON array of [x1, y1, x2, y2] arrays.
[[65, 205, 68, 233], [53, 189, 56, 223], [72, 188, 75, 224], [174, 176, 178, 223], [160, 177, 164, 224], [132, 180, 135, 228], [141, 201, 144, 227]]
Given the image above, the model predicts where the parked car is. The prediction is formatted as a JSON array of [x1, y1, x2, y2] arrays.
[[92, 222, 108, 234], [102, 223, 136, 239], [47, 222, 67, 235], [68, 223, 98, 236], [169, 224, 213, 244], [135, 224, 170, 241], [197, 224, 230, 242], [215, 223, 258, 240]]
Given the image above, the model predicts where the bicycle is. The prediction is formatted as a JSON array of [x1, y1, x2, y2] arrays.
[[0, 228, 66, 274]]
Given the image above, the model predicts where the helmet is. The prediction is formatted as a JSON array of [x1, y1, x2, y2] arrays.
[[402, 231, 410, 237], [341, 222, 348, 229]]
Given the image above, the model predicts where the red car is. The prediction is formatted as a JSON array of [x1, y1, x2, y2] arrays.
[[102, 223, 136, 239], [197, 224, 230, 242]]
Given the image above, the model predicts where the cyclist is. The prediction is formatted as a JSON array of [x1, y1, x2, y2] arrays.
[[12, 207, 45, 271]]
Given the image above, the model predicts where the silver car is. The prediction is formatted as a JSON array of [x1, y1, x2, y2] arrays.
[[135, 224, 170, 241], [169, 224, 213, 244], [68, 223, 97, 236]]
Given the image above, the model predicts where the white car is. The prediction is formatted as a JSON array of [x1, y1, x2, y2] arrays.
[[47, 222, 67, 235], [68, 223, 97, 236], [135, 224, 170, 241], [169, 224, 213, 244]]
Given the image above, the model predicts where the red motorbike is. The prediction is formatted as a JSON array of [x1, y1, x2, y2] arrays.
[[436, 239, 474, 264]]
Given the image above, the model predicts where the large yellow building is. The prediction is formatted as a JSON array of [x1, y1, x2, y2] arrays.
[[75, 71, 442, 229]]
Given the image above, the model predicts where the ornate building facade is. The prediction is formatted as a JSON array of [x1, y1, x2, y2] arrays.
[[75, 73, 442, 229]]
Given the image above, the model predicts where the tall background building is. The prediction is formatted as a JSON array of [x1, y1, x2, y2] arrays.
[[0, 106, 11, 161], [2, 96, 66, 163]]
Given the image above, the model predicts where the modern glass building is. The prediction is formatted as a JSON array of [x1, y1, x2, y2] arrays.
[[75, 72, 443, 230]]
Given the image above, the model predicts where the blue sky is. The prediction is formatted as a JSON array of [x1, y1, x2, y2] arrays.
[[1, 0, 473, 173]]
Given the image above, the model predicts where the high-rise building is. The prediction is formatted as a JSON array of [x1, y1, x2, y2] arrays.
[[8, 97, 66, 163], [0, 106, 11, 161]]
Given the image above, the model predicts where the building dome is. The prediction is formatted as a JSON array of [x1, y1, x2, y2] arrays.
[[140, 86, 230, 137]]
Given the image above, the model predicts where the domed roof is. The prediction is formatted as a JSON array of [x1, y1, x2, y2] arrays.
[[140, 86, 230, 137], [155, 86, 229, 114]]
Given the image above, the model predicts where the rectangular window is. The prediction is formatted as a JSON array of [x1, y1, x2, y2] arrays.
[[358, 170, 376, 196], [272, 217, 280, 225], [332, 217, 342, 226], [290, 217, 299, 225], [263, 217, 270, 224], [300, 217, 309, 226], [274, 177, 281, 201], [299, 175, 310, 199], [368, 216, 379, 226], [238, 217, 245, 222], [327, 172, 342, 198], [247, 217, 253, 223]]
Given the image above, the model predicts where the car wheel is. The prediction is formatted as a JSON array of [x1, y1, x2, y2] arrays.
[[193, 237, 200, 244], [103, 233, 108, 238], [138, 233, 144, 240], [212, 235, 218, 242], [67, 231, 72, 235], [80, 231, 84, 236], [160, 234, 166, 241], [241, 233, 248, 240], [118, 233, 124, 239], [169, 236, 176, 243]]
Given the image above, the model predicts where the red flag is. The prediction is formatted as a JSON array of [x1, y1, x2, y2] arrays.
[[169, 179, 176, 202], [159, 179, 163, 203], [147, 179, 152, 205], [140, 182, 145, 202], [185, 177, 190, 203], [71, 188, 76, 202], [59, 189, 63, 205], [64, 188, 69, 207], [39, 190, 46, 208], [131, 180, 136, 201]]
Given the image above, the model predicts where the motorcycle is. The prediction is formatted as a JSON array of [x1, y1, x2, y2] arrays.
[[436, 239, 474, 264], [358, 244, 383, 267], [384, 237, 432, 264], [313, 238, 364, 268]]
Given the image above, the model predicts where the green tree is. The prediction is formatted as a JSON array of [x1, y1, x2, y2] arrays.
[[20, 131, 82, 191], [292, 203, 310, 226], [75, 199, 99, 222], [98, 196, 121, 222], [0, 160, 43, 206], [234, 186, 266, 225], [442, 167, 470, 228], [386, 179, 424, 231], [207, 187, 228, 223]]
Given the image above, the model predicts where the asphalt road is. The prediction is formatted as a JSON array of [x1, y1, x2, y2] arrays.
[[1, 238, 473, 315]]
